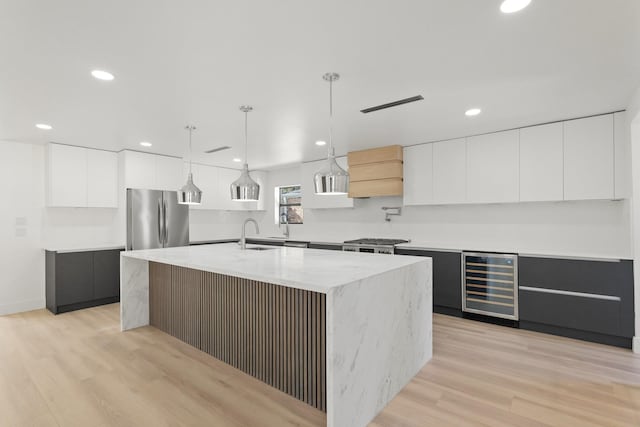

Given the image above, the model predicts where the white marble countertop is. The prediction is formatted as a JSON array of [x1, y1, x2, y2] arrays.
[[44, 244, 126, 253], [121, 243, 428, 293]]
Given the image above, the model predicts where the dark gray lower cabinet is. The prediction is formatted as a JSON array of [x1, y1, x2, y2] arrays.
[[519, 256, 634, 348], [46, 249, 122, 314], [395, 249, 462, 314], [308, 243, 342, 251]]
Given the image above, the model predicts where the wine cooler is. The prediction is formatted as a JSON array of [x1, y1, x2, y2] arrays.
[[462, 252, 518, 320]]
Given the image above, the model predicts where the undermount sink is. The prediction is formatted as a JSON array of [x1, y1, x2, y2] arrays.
[[245, 246, 278, 251]]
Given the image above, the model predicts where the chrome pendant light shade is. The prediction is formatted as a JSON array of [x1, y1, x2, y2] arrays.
[[231, 106, 260, 201], [314, 148, 349, 195], [314, 72, 349, 195], [178, 125, 202, 205], [231, 163, 260, 201]]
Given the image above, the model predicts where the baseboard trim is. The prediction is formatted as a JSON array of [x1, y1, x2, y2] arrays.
[[0, 298, 46, 316], [633, 336, 640, 353], [520, 321, 632, 349]]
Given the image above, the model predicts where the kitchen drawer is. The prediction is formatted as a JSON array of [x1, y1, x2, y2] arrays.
[[395, 249, 461, 310], [519, 288, 623, 337], [518, 256, 632, 296]]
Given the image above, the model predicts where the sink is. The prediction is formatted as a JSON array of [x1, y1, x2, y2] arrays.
[[245, 246, 278, 251]]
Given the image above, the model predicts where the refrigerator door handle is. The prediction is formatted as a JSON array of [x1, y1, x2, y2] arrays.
[[158, 199, 164, 246], [163, 198, 168, 246]]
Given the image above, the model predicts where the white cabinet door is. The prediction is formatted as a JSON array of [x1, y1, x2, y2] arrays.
[[519, 123, 563, 202], [403, 144, 433, 206], [252, 170, 268, 211], [466, 130, 519, 203], [192, 163, 219, 210], [301, 157, 354, 209], [614, 111, 631, 199], [217, 167, 240, 210], [563, 114, 614, 200], [47, 143, 88, 207], [122, 151, 155, 190], [87, 149, 118, 207], [154, 156, 183, 191], [433, 138, 466, 204]]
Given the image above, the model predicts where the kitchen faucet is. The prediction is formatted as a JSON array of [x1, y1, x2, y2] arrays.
[[279, 214, 290, 239], [240, 218, 259, 250], [382, 206, 402, 222]]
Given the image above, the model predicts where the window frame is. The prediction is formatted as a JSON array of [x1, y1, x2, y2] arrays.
[[275, 185, 303, 225]]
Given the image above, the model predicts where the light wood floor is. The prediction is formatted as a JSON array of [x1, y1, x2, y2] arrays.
[[1, 305, 639, 427]]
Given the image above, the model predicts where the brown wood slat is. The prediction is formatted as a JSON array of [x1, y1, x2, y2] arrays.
[[348, 178, 403, 198], [347, 144, 403, 166], [348, 160, 403, 182], [148, 262, 326, 412]]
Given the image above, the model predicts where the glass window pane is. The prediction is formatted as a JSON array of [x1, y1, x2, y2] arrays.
[[278, 185, 303, 224], [286, 206, 303, 224]]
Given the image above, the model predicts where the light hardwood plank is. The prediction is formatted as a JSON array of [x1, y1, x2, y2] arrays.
[[1, 305, 640, 426]]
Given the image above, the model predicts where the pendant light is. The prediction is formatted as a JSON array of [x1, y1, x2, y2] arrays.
[[314, 72, 349, 195], [177, 125, 203, 205], [231, 105, 260, 201]]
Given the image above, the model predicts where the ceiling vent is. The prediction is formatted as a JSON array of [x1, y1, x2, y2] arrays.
[[204, 146, 231, 154], [360, 95, 424, 114]]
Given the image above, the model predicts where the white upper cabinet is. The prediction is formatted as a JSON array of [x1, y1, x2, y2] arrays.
[[433, 138, 466, 204], [122, 150, 183, 191], [122, 151, 156, 189], [47, 143, 88, 207], [563, 114, 614, 201], [87, 149, 118, 208], [154, 156, 183, 191], [519, 123, 564, 202], [403, 144, 433, 206], [47, 143, 117, 208], [466, 130, 520, 203], [301, 157, 354, 209], [252, 170, 268, 211], [614, 111, 631, 199]]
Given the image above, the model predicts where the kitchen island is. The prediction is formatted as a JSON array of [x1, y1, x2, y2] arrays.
[[120, 243, 432, 427]]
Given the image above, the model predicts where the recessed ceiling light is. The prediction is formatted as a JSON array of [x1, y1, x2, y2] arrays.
[[465, 108, 482, 117], [140, 141, 152, 147], [35, 123, 52, 130], [500, 0, 531, 14], [233, 158, 242, 162], [91, 70, 115, 81], [315, 140, 327, 146]]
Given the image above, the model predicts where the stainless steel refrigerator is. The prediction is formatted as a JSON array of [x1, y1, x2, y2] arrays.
[[126, 189, 189, 250]]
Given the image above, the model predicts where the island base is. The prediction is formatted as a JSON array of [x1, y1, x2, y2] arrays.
[[149, 261, 327, 411]]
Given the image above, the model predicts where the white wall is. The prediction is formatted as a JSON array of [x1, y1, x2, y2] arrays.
[[628, 83, 640, 351], [0, 141, 45, 314], [262, 164, 632, 259]]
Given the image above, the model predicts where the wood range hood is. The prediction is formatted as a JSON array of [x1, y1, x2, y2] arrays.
[[347, 145, 404, 198]]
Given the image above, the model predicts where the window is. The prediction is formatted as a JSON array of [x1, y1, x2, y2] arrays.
[[276, 185, 303, 224]]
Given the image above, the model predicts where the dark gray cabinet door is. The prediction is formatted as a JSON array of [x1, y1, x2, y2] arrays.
[[56, 252, 94, 305], [519, 256, 634, 338], [93, 250, 121, 299], [395, 249, 462, 309], [309, 243, 342, 251]]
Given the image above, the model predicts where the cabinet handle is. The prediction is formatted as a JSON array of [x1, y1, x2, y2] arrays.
[[519, 286, 620, 301]]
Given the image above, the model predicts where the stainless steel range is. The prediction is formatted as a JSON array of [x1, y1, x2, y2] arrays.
[[342, 238, 410, 255]]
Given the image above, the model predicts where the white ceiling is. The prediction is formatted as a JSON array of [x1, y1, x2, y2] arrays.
[[1, 0, 640, 169]]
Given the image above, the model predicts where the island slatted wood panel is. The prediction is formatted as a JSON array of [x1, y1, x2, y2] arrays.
[[149, 262, 327, 411]]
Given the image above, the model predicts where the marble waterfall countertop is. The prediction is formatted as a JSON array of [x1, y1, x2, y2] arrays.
[[121, 242, 426, 294]]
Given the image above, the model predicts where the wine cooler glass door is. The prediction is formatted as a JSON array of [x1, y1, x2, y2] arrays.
[[463, 252, 518, 320]]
